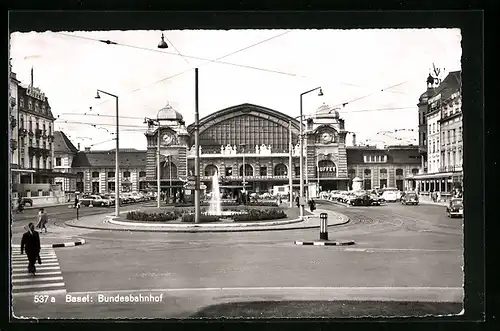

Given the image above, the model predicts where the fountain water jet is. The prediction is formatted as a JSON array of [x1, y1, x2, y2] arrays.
[[208, 172, 222, 215]]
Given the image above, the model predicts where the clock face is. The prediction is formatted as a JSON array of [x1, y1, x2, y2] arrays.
[[321, 132, 334, 144], [162, 134, 173, 145]]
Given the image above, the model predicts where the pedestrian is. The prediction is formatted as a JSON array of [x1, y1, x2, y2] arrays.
[[20, 222, 41, 276], [36, 208, 49, 233], [308, 199, 316, 212], [295, 196, 300, 208]]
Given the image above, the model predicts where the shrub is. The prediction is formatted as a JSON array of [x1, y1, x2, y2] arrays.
[[126, 210, 180, 222], [181, 214, 220, 223], [248, 201, 280, 207], [233, 209, 287, 222]]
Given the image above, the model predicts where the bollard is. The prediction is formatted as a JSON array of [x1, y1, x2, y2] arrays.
[[76, 203, 80, 220], [320, 212, 328, 240]]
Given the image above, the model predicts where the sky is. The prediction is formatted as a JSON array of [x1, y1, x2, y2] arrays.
[[10, 29, 462, 150]]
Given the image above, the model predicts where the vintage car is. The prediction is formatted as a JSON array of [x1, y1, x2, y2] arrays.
[[401, 191, 419, 205], [18, 197, 34, 207], [80, 195, 111, 207], [370, 194, 385, 206], [446, 198, 464, 218], [348, 192, 374, 206], [381, 188, 401, 202]]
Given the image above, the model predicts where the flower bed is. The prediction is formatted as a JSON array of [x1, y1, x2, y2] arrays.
[[175, 201, 278, 207], [233, 209, 287, 222], [126, 210, 182, 222]]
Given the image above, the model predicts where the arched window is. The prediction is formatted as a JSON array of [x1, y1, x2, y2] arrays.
[[239, 164, 253, 177], [348, 168, 356, 178], [205, 164, 218, 176], [380, 168, 387, 175], [273, 164, 287, 176], [161, 162, 178, 179], [364, 169, 371, 176], [396, 168, 404, 176], [411, 168, 419, 175]]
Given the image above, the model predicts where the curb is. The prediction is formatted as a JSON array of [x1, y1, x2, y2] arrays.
[[294, 240, 355, 246], [64, 217, 350, 233], [11, 239, 86, 249], [107, 217, 304, 228], [23, 203, 73, 210]]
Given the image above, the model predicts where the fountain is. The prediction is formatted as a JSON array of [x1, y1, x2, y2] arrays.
[[208, 172, 222, 216], [205, 171, 246, 218]]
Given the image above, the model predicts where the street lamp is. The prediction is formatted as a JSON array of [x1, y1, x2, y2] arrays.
[[157, 32, 199, 222], [240, 143, 246, 194], [158, 33, 169, 49], [95, 89, 120, 217], [299, 87, 323, 220]]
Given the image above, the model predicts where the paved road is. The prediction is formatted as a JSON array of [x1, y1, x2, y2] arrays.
[[11, 201, 463, 319]]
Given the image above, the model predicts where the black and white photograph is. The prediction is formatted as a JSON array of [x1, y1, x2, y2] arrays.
[[8, 25, 467, 319]]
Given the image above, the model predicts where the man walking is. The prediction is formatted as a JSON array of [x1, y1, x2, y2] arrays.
[[20, 223, 41, 276], [36, 208, 49, 233]]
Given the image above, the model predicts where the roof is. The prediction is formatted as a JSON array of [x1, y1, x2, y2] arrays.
[[347, 145, 420, 165], [157, 103, 183, 121], [53, 131, 78, 154], [433, 71, 461, 101], [315, 103, 340, 119], [72, 150, 147, 168]]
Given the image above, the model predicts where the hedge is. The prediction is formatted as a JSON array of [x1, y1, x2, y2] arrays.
[[233, 209, 287, 222], [126, 210, 182, 222]]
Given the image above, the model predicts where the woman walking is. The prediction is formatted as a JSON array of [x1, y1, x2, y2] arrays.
[[36, 208, 49, 233]]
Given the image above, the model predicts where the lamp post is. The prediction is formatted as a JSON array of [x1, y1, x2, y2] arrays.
[[95, 89, 120, 217], [289, 120, 293, 207], [240, 144, 246, 194], [299, 87, 323, 219]]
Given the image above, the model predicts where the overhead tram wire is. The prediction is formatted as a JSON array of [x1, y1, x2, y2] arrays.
[[56, 31, 384, 110]]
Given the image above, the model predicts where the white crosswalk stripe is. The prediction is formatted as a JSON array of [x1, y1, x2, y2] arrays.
[[10, 247, 66, 296]]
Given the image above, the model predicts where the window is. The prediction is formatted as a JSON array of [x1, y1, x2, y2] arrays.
[[36, 139, 39, 147], [260, 166, 267, 176], [239, 164, 253, 177], [411, 168, 419, 175], [139, 171, 146, 177], [379, 179, 387, 188], [458, 127, 462, 141], [108, 182, 115, 192], [92, 171, 100, 178], [29, 119, 32, 131], [124, 171, 131, 178], [48, 124, 52, 135], [21, 157, 25, 167], [225, 167, 232, 176], [380, 168, 387, 175], [364, 169, 371, 176], [28, 99, 32, 110], [442, 131, 446, 144], [396, 168, 404, 176], [204, 165, 218, 177], [274, 164, 287, 176], [447, 130, 451, 144], [20, 98, 24, 108], [452, 129, 456, 143], [294, 166, 300, 178], [364, 179, 372, 190], [108, 171, 115, 178], [348, 168, 356, 178], [55, 157, 61, 166]]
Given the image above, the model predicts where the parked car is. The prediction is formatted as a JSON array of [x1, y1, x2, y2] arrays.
[[349, 193, 374, 206], [446, 198, 463, 218], [381, 188, 401, 202], [100, 194, 115, 206], [18, 197, 33, 207], [370, 194, 385, 206], [401, 191, 419, 205], [80, 195, 107, 207]]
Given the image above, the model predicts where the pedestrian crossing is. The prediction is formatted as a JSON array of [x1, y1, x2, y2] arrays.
[[11, 247, 66, 296]]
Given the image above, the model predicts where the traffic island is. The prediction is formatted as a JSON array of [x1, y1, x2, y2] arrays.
[[294, 212, 355, 246]]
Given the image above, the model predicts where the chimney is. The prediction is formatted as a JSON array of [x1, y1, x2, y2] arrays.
[[85, 147, 91, 152], [77, 143, 81, 151], [352, 133, 356, 146]]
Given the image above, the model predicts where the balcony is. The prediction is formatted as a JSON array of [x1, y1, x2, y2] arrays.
[[18, 128, 28, 137], [35, 129, 43, 137], [10, 139, 18, 151], [10, 116, 17, 128]]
